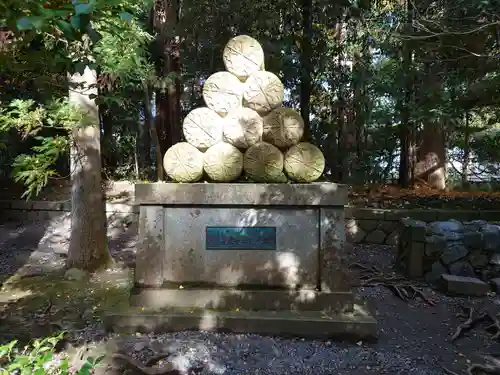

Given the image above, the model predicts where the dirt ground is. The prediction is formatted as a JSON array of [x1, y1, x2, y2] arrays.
[[0, 218, 499, 374]]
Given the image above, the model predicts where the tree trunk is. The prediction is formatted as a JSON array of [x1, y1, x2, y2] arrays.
[[335, 21, 349, 182], [67, 66, 111, 271], [144, 85, 164, 181], [153, 0, 182, 166], [300, 0, 313, 141], [415, 121, 446, 190], [462, 111, 471, 187], [398, 0, 414, 188], [136, 98, 152, 180]]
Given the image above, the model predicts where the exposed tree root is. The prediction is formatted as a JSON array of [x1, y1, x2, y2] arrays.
[[112, 352, 204, 375], [466, 355, 500, 374], [445, 310, 500, 374], [348, 262, 436, 306], [440, 356, 500, 375], [485, 313, 500, 340], [451, 308, 500, 342]]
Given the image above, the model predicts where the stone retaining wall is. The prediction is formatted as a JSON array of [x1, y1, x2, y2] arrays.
[[1, 200, 499, 245], [397, 218, 500, 284]]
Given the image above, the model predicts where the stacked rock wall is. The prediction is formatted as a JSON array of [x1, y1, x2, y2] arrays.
[[397, 218, 500, 284], [344, 208, 500, 245]]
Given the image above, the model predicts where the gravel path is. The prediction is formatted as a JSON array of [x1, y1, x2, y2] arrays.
[[1, 218, 500, 374]]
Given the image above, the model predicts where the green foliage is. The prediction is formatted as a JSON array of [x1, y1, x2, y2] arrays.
[[0, 99, 89, 199], [0, 332, 104, 374]]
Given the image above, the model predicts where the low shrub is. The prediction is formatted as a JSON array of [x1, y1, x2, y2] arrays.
[[0, 332, 103, 374]]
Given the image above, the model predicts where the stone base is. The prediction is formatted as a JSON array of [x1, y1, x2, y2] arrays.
[[129, 288, 356, 312], [105, 305, 377, 341]]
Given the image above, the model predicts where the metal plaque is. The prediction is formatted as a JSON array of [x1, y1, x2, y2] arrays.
[[205, 226, 277, 250]]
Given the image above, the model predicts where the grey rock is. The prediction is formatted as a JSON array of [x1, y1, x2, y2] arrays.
[[401, 218, 426, 228], [490, 253, 500, 266], [64, 268, 88, 281], [385, 231, 398, 246], [463, 220, 487, 232], [468, 250, 489, 268], [425, 235, 447, 256], [490, 278, 500, 293], [441, 243, 468, 265], [425, 262, 447, 284], [462, 232, 484, 249], [442, 231, 465, 241], [364, 229, 387, 244], [448, 261, 476, 278], [346, 227, 366, 243], [441, 274, 489, 296], [428, 221, 464, 234], [481, 224, 500, 233], [483, 230, 500, 252]]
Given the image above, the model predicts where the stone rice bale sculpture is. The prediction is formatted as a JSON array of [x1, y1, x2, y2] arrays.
[[182, 107, 223, 151], [223, 107, 264, 149], [243, 141, 285, 182], [263, 107, 305, 149], [243, 71, 285, 115], [223, 35, 265, 81], [204, 142, 244, 182], [284, 142, 325, 182], [202, 71, 244, 117], [163, 142, 204, 182]]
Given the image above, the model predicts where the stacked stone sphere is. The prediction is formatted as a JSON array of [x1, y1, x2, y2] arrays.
[[163, 35, 326, 183]]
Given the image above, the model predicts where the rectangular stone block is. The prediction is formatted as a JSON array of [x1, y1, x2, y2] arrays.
[[163, 207, 319, 288], [320, 208, 350, 292], [436, 210, 477, 222], [479, 211, 500, 222], [135, 206, 165, 287], [407, 242, 425, 278], [441, 274, 489, 296], [31, 201, 65, 211], [135, 182, 347, 206], [406, 210, 438, 222], [349, 208, 386, 220], [130, 289, 354, 312], [0, 201, 11, 209], [10, 201, 32, 210]]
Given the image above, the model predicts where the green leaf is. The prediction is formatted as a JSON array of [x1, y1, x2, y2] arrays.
[[70, 15, 81, 30], [55, 20, 75, 38], [119, 12, 133, 23], [28, 16, 45, 29], [75, 62, 87, 75], [86, 24, 101, 43], [74, 2, 94, 15], [16, 17, 34, 30]]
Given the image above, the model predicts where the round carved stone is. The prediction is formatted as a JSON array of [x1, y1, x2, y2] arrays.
[[163, 142, 204, 182], [182, 107, 223, 151], [243, 71, 284, 115], [202, 71, 244, 117], [204, 142, 244, 182], [223, 107, 263, 149], [263, 107, 305, 148], [243, 141, 284, 182], [223, 35, 265, 81], [284, 142, 325, 182]]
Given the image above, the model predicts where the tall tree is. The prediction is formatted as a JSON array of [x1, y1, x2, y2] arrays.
[[152, 0, 182, 178], [300, 0, 313, 141], [398, 0, 414, 188], [67, 66, 111, 270]]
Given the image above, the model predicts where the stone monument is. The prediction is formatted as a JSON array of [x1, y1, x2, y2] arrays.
[[106, 183, 376, 339], [106, 35, 376, 340]]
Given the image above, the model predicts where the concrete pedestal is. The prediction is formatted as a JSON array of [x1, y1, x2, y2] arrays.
[[106, 183, 377, 340]]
